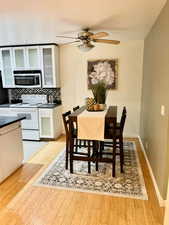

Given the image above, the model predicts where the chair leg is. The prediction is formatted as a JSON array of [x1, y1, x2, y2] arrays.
[[70, 136, 74, 174], [112, 137, 116, 177], [94, 141, 98, 171], [75, 138, 78, 152], [119, 136, 124, 173], [96, 146, 99, 171], [88, 141, 91, 173], [79, 140, 82, 148], [96, 160, 98, 171], [100, 141, 104, 159], [84, 140, 87, 147], [65, 138, 69, 170]]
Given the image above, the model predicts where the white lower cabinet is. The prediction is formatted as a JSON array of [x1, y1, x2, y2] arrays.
[[39, 106, 62, 139], [0, 106, 62, 140], [0, 122, 23, 183]]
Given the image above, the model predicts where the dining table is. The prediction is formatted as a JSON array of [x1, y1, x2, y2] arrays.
[[68, 105, 118, 176]]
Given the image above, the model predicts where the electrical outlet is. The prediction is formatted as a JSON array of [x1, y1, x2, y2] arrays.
[[161, 105, 165, 116]]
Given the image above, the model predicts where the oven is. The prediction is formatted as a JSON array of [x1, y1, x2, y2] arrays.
[[10, 108, 40, 140], [13, 70, 41, 88]]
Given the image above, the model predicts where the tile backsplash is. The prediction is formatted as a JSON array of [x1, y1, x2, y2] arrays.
[[8, 88, 61, 103]]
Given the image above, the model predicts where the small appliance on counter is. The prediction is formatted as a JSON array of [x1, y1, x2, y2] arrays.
[[48, 95, 54, 104]]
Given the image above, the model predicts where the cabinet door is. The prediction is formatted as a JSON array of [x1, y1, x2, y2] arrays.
[[26, 47, 40, 69], [0, 48, 14, 88], [39, 109, 54, 138], [13, 47, 26, 70], [41, 46, 54, 87], [41, 45, 59, 88], [40, 117, 52, 137]]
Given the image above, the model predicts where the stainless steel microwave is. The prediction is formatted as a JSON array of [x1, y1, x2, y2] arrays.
[[14, 70, 41, 88]]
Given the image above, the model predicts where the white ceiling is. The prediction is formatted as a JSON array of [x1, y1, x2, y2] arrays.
[[0, 0, 166, 45]]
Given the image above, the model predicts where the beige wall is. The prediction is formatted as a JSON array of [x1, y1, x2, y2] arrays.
[[60, 40, 144, 136], [140, 0, 169, 199]]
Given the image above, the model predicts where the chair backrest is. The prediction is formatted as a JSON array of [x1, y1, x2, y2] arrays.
[[62, 111, 71, 137], [120, 107, 127, 132], [73, 106, 80, 112]]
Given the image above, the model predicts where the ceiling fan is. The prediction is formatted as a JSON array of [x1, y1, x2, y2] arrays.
[[56, 28, 120, 52]]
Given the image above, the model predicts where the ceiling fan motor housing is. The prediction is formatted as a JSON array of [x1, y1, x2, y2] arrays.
[[78, 30, 94, 41]]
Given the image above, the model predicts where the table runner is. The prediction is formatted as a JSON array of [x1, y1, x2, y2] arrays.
[[77, 109, 107, 141]]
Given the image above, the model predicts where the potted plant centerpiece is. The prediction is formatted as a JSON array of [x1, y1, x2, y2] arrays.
[[91, 81, 108, 111]]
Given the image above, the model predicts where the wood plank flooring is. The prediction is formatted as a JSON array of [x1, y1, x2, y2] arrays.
[[0, 136, 165, 225]]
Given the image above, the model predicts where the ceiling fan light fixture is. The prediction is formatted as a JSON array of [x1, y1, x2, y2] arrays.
[[78, 42, 95, 52]]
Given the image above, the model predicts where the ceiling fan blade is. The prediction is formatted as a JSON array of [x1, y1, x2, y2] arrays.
[[56, 35, 78, 40], [60, 41, 80, 46], [93, 39, 120, 44], [90, 32, 108, 39]]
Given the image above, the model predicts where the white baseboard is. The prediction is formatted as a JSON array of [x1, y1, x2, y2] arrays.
[[138, 136, 165, 207]]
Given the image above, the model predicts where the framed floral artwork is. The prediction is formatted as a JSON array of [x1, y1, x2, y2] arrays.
[[87, 59, 118, 89]]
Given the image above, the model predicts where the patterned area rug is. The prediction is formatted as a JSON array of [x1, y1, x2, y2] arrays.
[[34, 141, 148, 200]]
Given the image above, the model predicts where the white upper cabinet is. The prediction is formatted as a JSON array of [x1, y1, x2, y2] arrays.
[[13, 46, 41, 70], [26, 47, 40, 69], [0, 48, 14, 88], [40, 45, 60, 88], [0, 44, 60, 88], [13, 47, 40, 70], [13, 47, 26, 70]]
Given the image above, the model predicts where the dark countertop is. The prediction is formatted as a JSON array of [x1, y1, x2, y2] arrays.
[[0, 104, 10, 108], [0, 103, 61, 109], [0, 116, 26, 129]]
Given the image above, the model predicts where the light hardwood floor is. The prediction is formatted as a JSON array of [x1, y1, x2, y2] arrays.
[[0, 136, 165, 225]]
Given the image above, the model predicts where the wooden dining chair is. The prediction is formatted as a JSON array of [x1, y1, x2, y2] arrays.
[[101, 107, 127, 176], [68, 110, 100, 174], [73, 105, 87, 149], [62, 110, 94, 173], [63, 110, 83, 169], [73, 106, 81, 150], [73, 106, 80, 111], [109, 107, 127, 129], [62, 111, 73, 169]]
